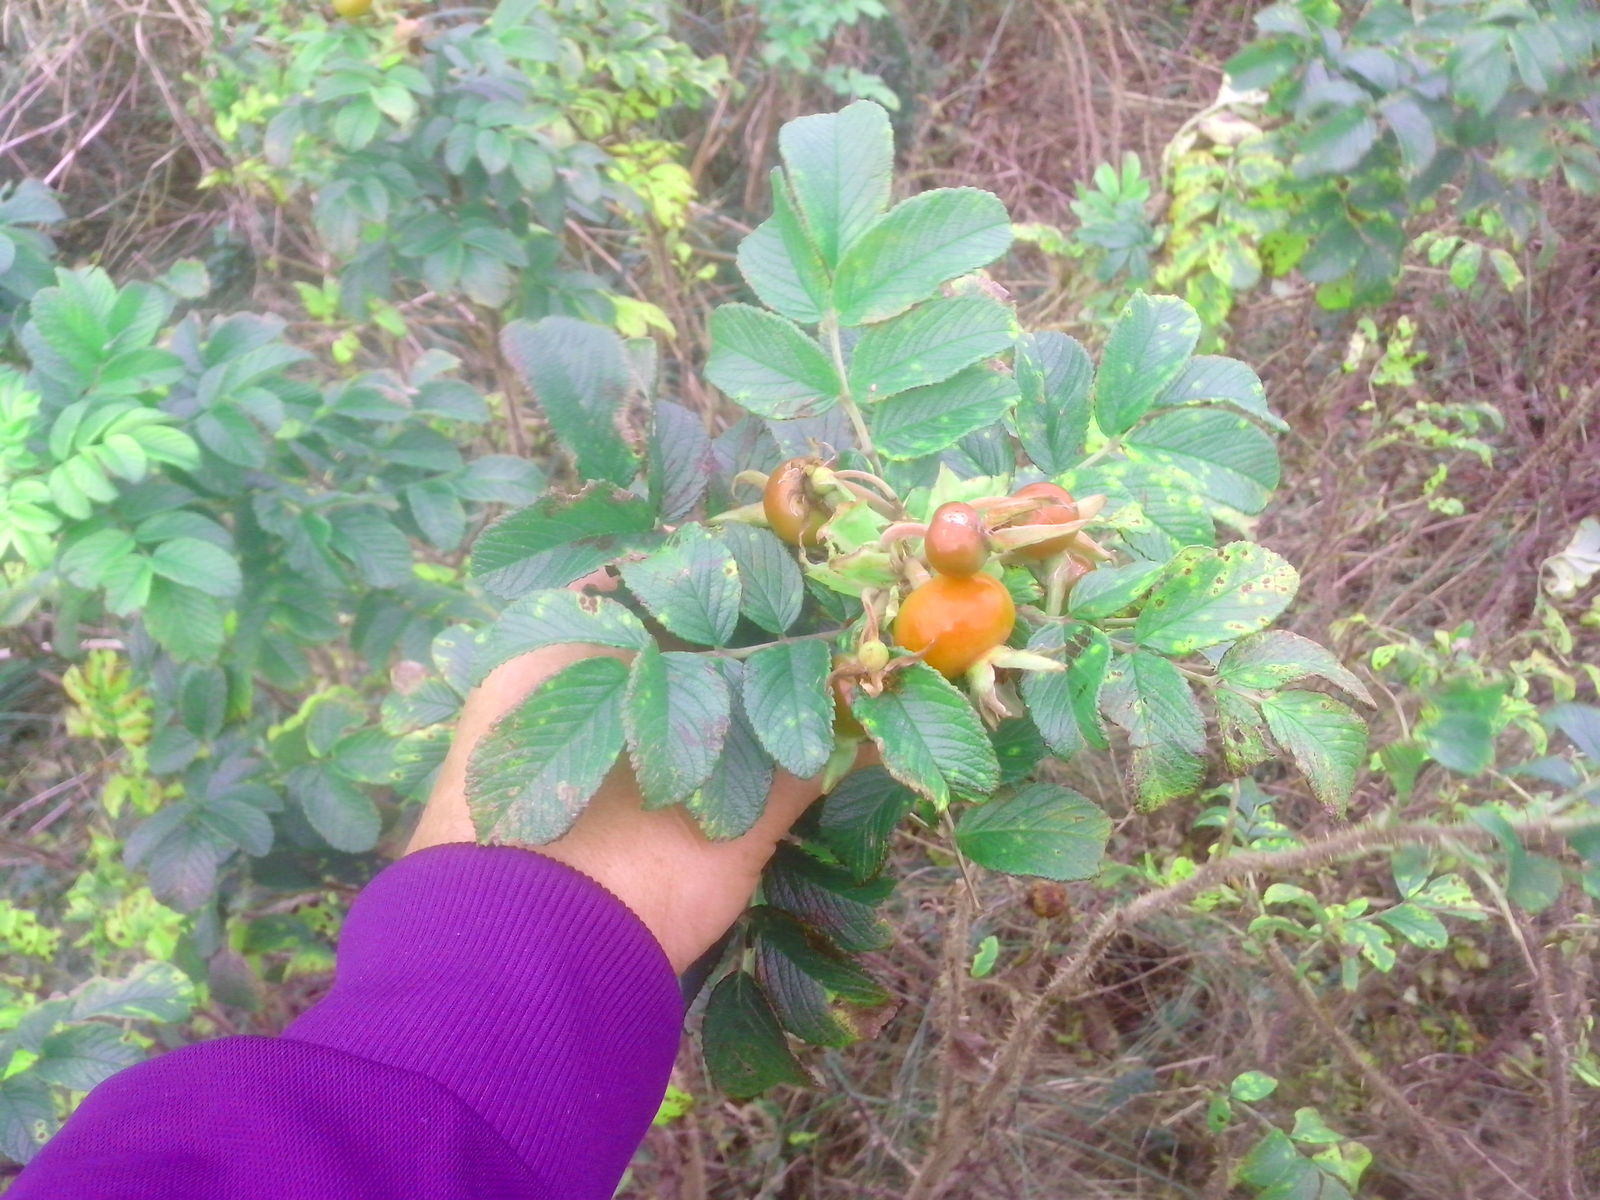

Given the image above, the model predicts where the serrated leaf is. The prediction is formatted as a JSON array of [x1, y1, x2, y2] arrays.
[[871, 365, 1019, 460], [686, 666, 774, 840], [1021, 621, 1111, 755], [649, 400, 714, 523], [501, 317, 638, 486], [764, 844, 893, 951], [143, 579, 225, 663], [779, 99, 893, 268], [702, 972, 810, 1098], [290, 765, 380, 853], [720, 523, 804, 634], [1381, 94, 1437, 173], [1546, 702, 1600, 761], [743, 641, 834, 778], [469, 485, 657, 598], [624, 646, 731, 808], [1153, 354, 1287, 432], [1218, 631, 1374, 706], [1217, 688, 1273, 775], [476, 589, 651, 680], [0, 1073, 53, 1164], [1260, 691, 1366, 814], [1102, 651, 1206, 810], [70, 962, 196, 1022], [833, 188, 1014, 326], [619, 524, 741, 647], [34, 1024, 141, 1091], [849, 296, 1014, 401], [1067, 559, 1164, 621], [991, 715, 1046, 784], [706, 304, 841, 420], [1295, 106, 1378, 177], [1124, 407, 1281, 514], [852, 663, 1000, 806], [148, 536, 241, 598], [468, 656, 629, 843], [813, 765, 918, 881], [737, 169, 831, 323], [124, 803, 233, 909], [1134, 544, 1299, 655], [956, 783, 1110, 880], [1093, 292, 1201, 436], [752, 907, 891, 1046], [1013, 330, 1093, 472]]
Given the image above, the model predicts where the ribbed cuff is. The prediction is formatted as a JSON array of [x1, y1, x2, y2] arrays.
[[284, 844, 682, 1197]]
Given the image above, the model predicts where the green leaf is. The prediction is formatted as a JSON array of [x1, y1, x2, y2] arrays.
[[778, 99, 893, 268], [970, 935, 1000, 978], [737, 169, 831, 323], [1508, 852, 1563, 913], [870, 365, 1019, 460], [991, 715, 1046, 784], [1092, 292, 1201, 436], [148, 536, 242, 598], [624, 646, 731, 809], [143, 579, 226, 663], [764, 844, 893, 951], [70, 962, 196, 1022], [476, 589, 651, 680], [849, 296, 1014, 401], [327, 508, 411, 588], [500, 317, 639, 486], [1546, 702, 1600, 761], [1067, 559, 1164, 621], [702, 972, 810, 1098], [832, 188, 1014, 326], [706, 304, 841, 420], [619, 524, 741, 647], [1231, 1071, 1279, 1102], [1381, 94, 1437, 173], [1021, 621, 1111, 755], [291, 765, 380, 853], [753, 907, 890, 1046], [1217, 688, 1273, 775], [1260, 691, 1366, 814], [743, 641, 834, 779], [468, 656, 629, 843], [813, 765, 918, 881], [1013, 331, 1093, 472], [0, 1073, 53, 1164], [469, 485, 657, 599], [649, 400, 713, 523], [1133, 543, 1299, 655], [405, 479, 467, 550], [1225, 39, 1303, 90], [685, 666, 775, 841], [1418, 680, 1508, 775], [1101, 651, 1206, 810], [123, 803, 233, 909], [956, 783, 1110, 880], [1124, 407, 1281, 514], [1154, 354, 1287, 432], [34, 1024, 140, 1091], [1295, 107, 1378, 177], [720, 523, 804, 635], [1372, 902, 1447, 949], [852, 663, 1000, 807], [1218, 631, 1374, 706]]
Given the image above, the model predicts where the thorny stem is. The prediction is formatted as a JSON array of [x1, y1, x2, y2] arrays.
[[903, 813, 1600, 1200]]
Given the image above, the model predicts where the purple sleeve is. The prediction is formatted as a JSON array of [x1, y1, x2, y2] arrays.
[[10, 844, 683, 1200]]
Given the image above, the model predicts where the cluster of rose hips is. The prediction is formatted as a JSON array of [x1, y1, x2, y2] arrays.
[[743, 457, 1108, 729]]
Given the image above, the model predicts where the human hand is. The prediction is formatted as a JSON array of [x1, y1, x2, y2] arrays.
[[407, 642, 838, 973]]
